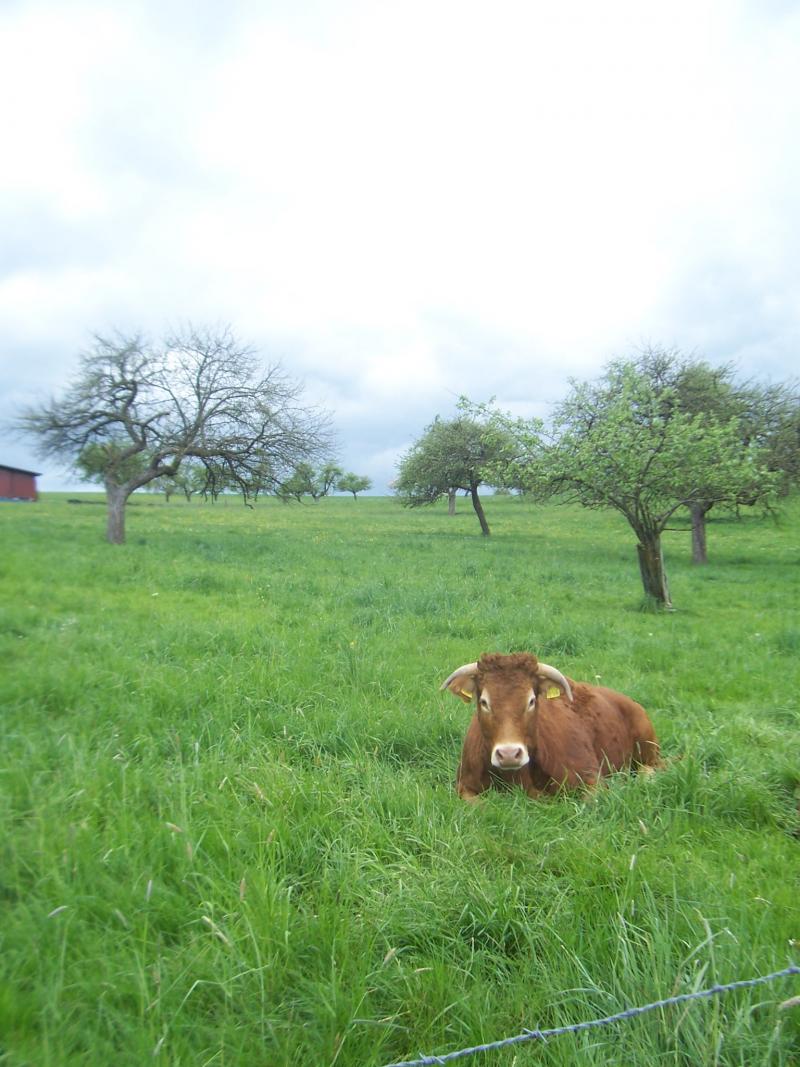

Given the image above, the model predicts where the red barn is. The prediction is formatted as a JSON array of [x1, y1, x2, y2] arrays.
[[0, 465, 41, 501]]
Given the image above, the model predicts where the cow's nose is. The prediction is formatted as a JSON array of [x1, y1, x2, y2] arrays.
[[493, 744, 528, 768]]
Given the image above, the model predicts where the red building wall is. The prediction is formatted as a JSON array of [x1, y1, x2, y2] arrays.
[[0, 466, 40, 501]]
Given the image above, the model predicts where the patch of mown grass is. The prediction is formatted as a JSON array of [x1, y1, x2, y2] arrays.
[[0, 492, 798, 1066]]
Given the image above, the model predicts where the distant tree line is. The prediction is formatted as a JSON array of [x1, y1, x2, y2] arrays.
[[395, 346, 799, 610], [15, 327, 797, 606], [147, 460, 372, 504], [276, 463, 372, 502]]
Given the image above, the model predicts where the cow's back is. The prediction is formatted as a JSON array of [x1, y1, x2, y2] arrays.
[[536, 681, 658, 784], [574, 682, 658, 767]]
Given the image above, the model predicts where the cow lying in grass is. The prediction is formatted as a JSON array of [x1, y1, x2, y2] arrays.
[[441, 652, 660, 800]]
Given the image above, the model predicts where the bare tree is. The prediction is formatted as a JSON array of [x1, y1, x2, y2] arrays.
[[17, 324, 332, 543]]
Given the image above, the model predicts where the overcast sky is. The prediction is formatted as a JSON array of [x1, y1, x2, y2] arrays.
[[2, 0, 798, 492]]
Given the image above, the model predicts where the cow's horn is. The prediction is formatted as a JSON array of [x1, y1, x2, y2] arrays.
[[439, 662, 479, 691], [538, 662, 573, 703]]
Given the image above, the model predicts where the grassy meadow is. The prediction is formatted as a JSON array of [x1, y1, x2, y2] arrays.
[[1, 491, 798, 1067]]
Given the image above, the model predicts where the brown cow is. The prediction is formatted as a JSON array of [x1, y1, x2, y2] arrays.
[[441, 652, 660, 800]]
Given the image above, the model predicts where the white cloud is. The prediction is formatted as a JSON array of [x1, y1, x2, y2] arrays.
[[1, 0, 799, 491]]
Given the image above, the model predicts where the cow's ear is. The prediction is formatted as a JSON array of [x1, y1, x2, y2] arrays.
[[439, 663, 479, 703], [449, 676, 477, 703], [540, 679, 565, 701], [536, 663, 573, 704]]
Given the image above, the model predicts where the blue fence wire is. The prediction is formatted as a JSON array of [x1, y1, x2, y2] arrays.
[[380, 965, 800, 1067]]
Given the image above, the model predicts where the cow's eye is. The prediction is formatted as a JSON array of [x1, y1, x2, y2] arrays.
[[527, 695, 536, 710], [479, 696, 491, 712]]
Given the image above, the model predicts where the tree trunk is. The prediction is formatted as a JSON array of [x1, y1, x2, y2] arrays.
[[469, 481, 490, 536], [690, 502, 712, 564], [448, 488, 456, 516], [105, 482, 130, 544], [636, 532, 672, 609]]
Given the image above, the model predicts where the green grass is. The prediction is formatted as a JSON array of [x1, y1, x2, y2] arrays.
[[1, 492, 798, 1066]]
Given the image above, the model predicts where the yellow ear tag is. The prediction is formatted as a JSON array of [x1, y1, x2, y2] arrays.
[[546, 686, 561, 699], [460, 689, 473, 701]]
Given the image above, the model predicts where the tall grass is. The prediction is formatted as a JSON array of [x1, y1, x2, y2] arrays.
[[1, 493, 798, 1066]]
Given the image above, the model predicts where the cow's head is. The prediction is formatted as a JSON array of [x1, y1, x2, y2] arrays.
[[440, 652, 573, 771]]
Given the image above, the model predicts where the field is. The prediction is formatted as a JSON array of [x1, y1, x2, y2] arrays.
[[1, 492, 798, 1067]]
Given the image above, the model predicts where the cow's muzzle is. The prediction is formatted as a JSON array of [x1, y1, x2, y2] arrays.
[[491, 743, 530, 770]]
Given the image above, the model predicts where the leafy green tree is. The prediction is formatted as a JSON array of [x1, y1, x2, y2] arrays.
[[473, 351, 776, 608], [395, 416, 510, 536], [17, 325, 331, 543], [146, 460, 211, 503], [137, 458, 233, 505], [278, 462, 317, 502], [316, 462, 345, 499], [147, 475, 180, 502], [669, 356, 798, 562], [337, 472, 372, 499], [76, 441, 149, 487], [739, 380, 800, 496], [667, 358, 744, 562], [278, 461, 343, 502]]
